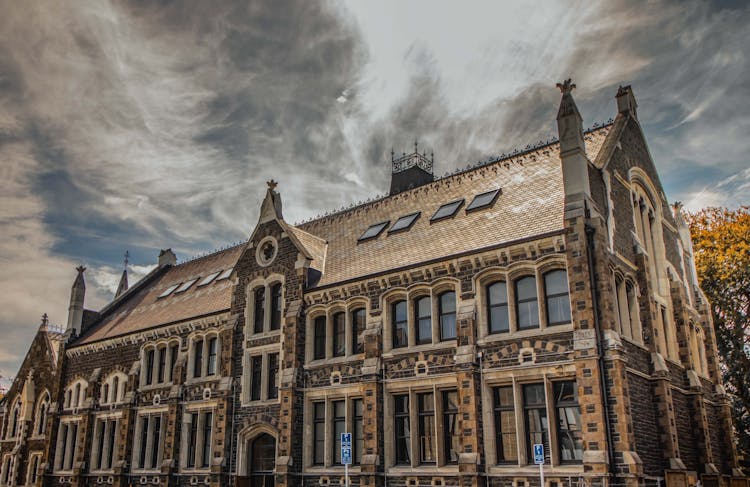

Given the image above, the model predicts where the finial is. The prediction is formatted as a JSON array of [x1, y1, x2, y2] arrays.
[[556, 78, 576, 95], [76, 265, 86, 274], [123, 250, 129, 269], [414, 139, 418, 154], [266, 179, 278, 190], [41, 313, 49, 327]]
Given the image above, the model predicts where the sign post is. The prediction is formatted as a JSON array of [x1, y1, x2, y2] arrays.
[[533, 443, 545, 487], [341, 432, 352, 487]]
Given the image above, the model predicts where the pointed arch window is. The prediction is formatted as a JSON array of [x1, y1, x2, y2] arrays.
[[254, 288, 265, 334], [487, 281, 509, 334], [270, 283, 282, 330], [516, 276, 539, 330], [544, 270, 571, 326]]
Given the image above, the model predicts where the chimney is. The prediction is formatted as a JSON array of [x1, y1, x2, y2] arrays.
[[389, 142, 434, 195], [158, 249, 177, 267], [66, 266, 86, 337], [555, 79, 591, 202], [616, 85, 638, 120]]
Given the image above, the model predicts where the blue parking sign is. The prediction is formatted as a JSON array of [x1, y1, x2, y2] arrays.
[[533, 443, 545, 464], [341, 433, 352, 465]]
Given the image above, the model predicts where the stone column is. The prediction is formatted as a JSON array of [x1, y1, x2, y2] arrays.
[[360, 314, 383, 487], [565, 211, 610, 482], [455, 296, 480, 487]]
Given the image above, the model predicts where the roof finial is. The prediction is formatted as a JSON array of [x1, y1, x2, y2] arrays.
[[41, 313, 49, 327], [414, 139, 418, 154], [123, 250, 129, 269], [556, 78, 576, 95], [267, 179, 278, 190], [76, 265, 86, 274]]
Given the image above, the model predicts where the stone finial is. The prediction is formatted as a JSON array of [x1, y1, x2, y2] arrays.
[[76, 265, 86, 274], [267, 179, 278, 190], [616, 84, 638, 119], [556, 78, 576, 95], [41, 313, 49, 330], [158, 248, 177, 267]]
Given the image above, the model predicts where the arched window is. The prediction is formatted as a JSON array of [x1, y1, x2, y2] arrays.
[[515, 276, 539, 330], [332, 312, 345, 357], [254, 288, 265, 334], [248, 433, 276, 485], [8, 400, 20, 438], [74, 383, 82, 408], [101, 384, 110, 404], [351, 308, 366, 354], [439, 291, 457, 341], [487, 281, 509, 334], [270, 283, 282, 331], [544, 270, 571, 326], [415, 296, 432, 345], [207, 337, 218, 376], [313, 316, 326, 360], [35, 392, 50, 436], [112, 376, 120, 403], [65, 390, 72, 409], [392, 300, 408, 349]]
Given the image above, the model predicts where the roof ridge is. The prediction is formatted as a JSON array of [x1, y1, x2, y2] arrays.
[[297, 121, 614, 229], [177, 240, 246, 265]]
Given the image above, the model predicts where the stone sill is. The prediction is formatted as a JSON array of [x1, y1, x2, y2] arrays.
[[305, 466, 362, 474], [387, 465, 459, 475], [305, 354, 365, 369], [486, 464, 583, 476], [383, 340, 456, 358], [477, 323, 574, 345]]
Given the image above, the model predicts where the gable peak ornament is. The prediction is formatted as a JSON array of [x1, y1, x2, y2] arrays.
[[267, 179, 278, 190], [556, 78, 576, 95]]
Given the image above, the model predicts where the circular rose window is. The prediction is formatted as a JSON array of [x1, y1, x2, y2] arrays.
[[255, 236, 278, 267]]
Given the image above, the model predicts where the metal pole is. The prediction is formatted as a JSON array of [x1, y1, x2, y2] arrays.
[[540, 461, 545, 487], [345, 463, 349, 487]]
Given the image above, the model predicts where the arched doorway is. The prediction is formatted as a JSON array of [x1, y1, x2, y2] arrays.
[[239, 433, 275, 487]]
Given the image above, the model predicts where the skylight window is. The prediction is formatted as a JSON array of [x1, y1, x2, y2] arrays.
[[431, 199, 464, 222], [173, 278, 199, 294], [215, 268, 233, 281], [198, 271, 221, 287], [358, 221, 390, 241], [158, 283, 180, 298], [389, 212, 420, 234], [466, 188, 501, 212]]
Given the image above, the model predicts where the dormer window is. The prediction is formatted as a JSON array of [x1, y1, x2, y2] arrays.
[[466, 188, 501, 211], [389, 212, 420, 234], [359, 221, 389, 241], [431, 199, 464, 222]]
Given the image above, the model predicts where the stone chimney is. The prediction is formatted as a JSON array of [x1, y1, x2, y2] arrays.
[[616, 85, 638, 120], [158, 249, 177, 267], [66, 266, 86, 337], [556, 79, 591, 203]]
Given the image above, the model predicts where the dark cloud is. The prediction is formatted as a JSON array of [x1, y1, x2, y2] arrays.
[[0, 0, 748, 386]]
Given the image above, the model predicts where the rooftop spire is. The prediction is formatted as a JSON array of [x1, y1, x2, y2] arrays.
[[66, 266, 86, 337], [115, 251, 129, 299], [555, 79, 590, 203], [259, 179, 284, 224]]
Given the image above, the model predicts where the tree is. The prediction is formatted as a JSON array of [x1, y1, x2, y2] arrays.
[[688, 206, 750, 466]]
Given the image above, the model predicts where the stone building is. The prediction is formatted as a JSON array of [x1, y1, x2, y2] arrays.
[[0, 82, 745, 487]]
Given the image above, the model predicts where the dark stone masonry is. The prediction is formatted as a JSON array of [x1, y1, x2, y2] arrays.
[[0, 83, 746, 487]]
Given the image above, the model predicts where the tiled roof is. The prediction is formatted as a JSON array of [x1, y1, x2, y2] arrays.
[[72, 124, 612, 344], [299, 125, 612, 288], [75, 244, 244, 345]]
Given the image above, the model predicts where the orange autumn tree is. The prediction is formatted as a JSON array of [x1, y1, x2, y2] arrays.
[[688, 206, 750, 464]]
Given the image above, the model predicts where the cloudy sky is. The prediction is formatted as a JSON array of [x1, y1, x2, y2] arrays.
[[0, 0, 748, 386]]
